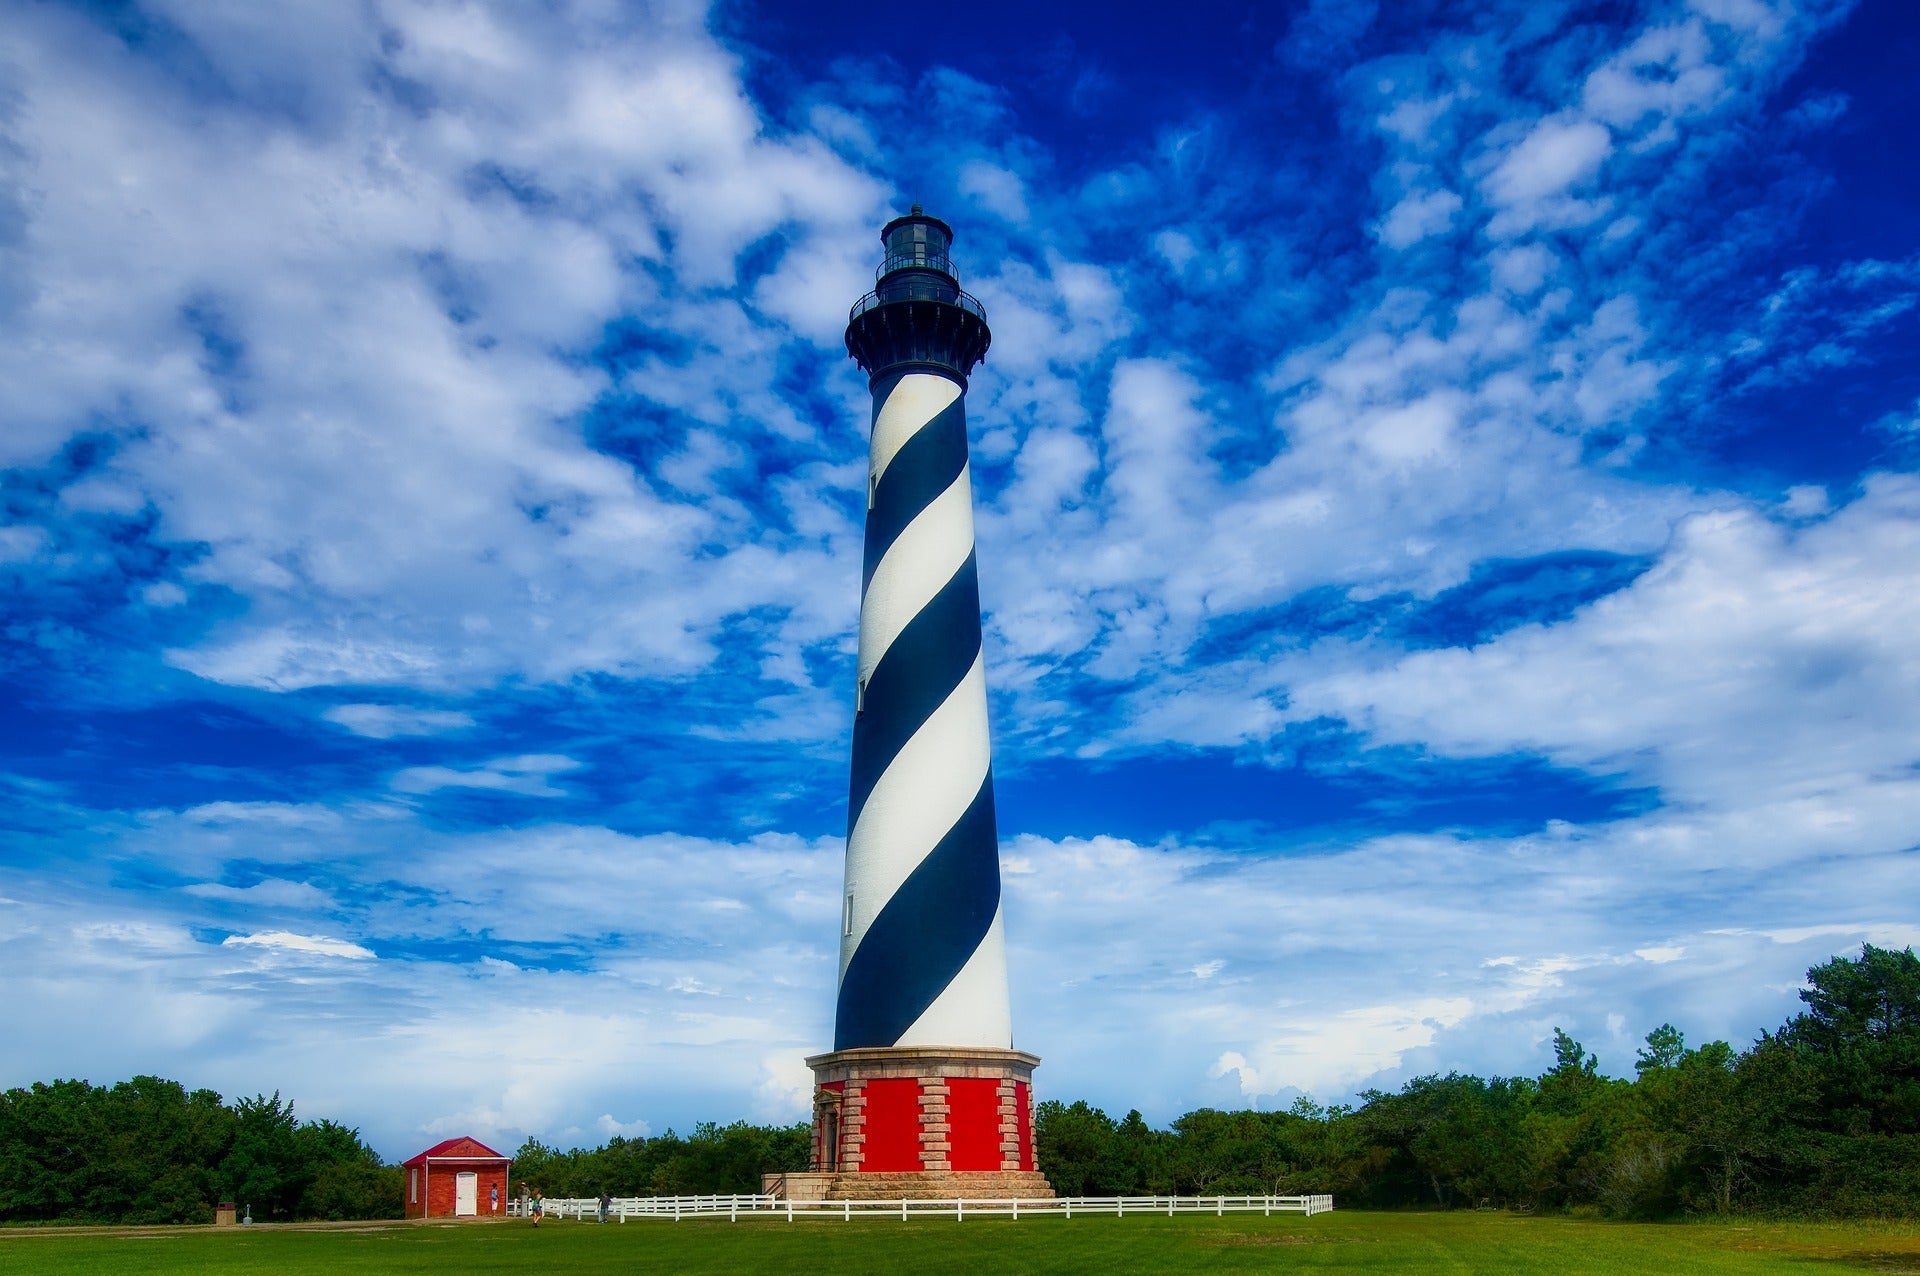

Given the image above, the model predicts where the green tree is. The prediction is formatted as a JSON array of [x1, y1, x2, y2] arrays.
[[217, 1092, 304, 1220], [1168, 1108, 1265, 1194], [1636, 1024, 1687, 1074], [300, 1161, 403, 1220], [1034, 1100, 1119, 1196], [1112, 1108, 1172, 1194], [1786, 944, 1920, 1051]]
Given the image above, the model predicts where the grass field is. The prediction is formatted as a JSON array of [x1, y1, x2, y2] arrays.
[[4, 1211, 1918, 1273]]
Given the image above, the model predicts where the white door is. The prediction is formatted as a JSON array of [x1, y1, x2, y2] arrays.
[[455, 1172, 478, 1216]]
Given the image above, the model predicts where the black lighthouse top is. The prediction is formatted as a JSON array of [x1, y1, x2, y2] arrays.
[[846, 206, 991, 387]]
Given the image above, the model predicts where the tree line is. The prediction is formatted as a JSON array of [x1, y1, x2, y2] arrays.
[[4, 944, 1913, 1223], [508, 1121, 810, 1199], [0, 1079, 398, 1223], [1035, 945, 1920, 1216]]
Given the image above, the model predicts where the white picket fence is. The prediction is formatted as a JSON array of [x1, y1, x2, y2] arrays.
[[522, 1193, 1333, 1222]]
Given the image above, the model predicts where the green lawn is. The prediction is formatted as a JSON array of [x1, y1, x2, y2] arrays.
[[3, 1211, 1918, 1274]]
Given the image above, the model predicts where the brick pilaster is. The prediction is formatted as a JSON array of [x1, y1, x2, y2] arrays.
[[995, 1077, 1019, 1171], [841, 1080, 867, 1172], [919, 1077, 951, 1171]]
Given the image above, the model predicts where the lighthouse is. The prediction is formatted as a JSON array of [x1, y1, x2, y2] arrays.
[[799, 209, 1049, 1198]]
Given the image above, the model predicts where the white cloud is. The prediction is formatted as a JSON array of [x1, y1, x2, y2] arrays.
[[0, 0, 1902, 1160], [223, 931, 375, 960], [1485, 117, 1613, 206], [141, 581, 189, 607], [390, 754, 584, 797], [1377, 188, 1462, 248], [595, 1112, 652, 1140], [1489, 244, 1555, 295], [0, 526, 47, 563], [1278, 478, 1920, 805], [178, 802, 341, 829], [1583, 21, 1730, 131], [958, 160, 1030, 223], [0, 0, 880, 696], [1213, 997, 1474, 1100], [324, 704, 478, 739], [185, 879, 335, 910], [7, 741, 1913, 1151]]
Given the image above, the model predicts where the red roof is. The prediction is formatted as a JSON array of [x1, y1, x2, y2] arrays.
[[402, 1136, 509, 1166]]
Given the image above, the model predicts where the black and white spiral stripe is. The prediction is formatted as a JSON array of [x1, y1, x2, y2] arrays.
[[834, 370, 1010, 1052]]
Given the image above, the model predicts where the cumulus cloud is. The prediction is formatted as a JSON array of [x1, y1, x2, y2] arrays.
[[1, 0, 883, 698], [1279, 478, 1920, 805], [7, 786, 1898, 1149], [1485, 117, 1613, 206], [958, 160, 1031, 223], [596, 1113, 652, 1140], [0, 0, 1907, 1156], [1377, 188, 1463, 248]]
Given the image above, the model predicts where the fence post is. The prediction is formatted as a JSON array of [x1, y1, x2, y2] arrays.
[[1012, 1198, 1018, 1220], [1217, 1196, 1223, 1216], [1065, 1200, 1071, 1220], [786, 1198, 793, 1223], [844, 1200, 850, 1222], [902, 1197, 907, 1222], [957, 1198, 963, 1222]]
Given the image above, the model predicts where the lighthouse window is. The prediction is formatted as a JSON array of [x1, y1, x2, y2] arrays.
[[856, 677, 867, 713], [844, 892, 854, 936], [868, 470, 877, 510]]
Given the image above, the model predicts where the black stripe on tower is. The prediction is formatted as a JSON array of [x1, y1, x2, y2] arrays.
[[861, 393, 970, 593], [846, 549, 982, 833], [835, 773, 1000, 1050]]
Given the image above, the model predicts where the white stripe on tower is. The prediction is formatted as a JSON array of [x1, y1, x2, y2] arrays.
[[843, 649, 990, 968], [857, 465, 975, 685], [837, 369, 1010, 1049], [870, 374, 959, 488]]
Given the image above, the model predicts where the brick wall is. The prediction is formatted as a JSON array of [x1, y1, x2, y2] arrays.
[[407, 1162, 509, 1219], [808, 1046, 1042, 1180]]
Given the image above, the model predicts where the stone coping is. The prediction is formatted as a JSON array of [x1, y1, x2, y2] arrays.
[[805, 1046, 1041, 1072]]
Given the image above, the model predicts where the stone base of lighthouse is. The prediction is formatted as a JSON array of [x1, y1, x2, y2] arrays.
[[769, 1047, 1053, 1200]]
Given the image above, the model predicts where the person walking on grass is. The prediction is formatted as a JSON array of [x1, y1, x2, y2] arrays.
[[597, 1190, 611, 1223], [530, 1189, 544, 1227]]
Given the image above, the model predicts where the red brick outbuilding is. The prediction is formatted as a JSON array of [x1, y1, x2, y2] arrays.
[[402, 1137, 511, 1219]]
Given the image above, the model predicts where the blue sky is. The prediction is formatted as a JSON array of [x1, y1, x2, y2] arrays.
[[2, 0, 1917, 1159]]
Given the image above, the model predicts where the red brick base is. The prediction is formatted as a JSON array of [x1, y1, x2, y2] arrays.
[[806, 1046, 1046, 1195]]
